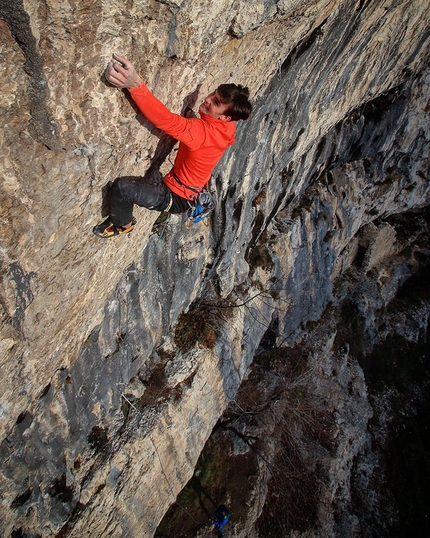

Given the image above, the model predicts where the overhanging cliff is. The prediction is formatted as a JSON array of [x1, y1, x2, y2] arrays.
[[0, 0, 429, 536]]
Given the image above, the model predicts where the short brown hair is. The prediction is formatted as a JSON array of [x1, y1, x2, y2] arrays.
[[217, 84, 252, 121]]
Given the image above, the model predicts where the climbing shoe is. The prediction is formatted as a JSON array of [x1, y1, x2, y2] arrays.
[[93, 217, 137, 238]]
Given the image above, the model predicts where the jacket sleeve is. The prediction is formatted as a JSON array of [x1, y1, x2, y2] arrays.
[[128, 83, 205, 150]]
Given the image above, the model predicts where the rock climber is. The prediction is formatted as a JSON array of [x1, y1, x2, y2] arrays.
[[212, 504, 231, 536], [93, 53, 252, 238]]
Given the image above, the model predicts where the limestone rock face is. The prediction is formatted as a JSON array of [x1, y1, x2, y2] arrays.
[[0, 0, 429, 536]]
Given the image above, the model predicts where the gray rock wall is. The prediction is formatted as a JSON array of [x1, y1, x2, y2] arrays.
[[0, 0, 429, 536]]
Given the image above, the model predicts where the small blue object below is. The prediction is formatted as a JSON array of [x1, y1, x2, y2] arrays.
[[187, 203, 211, 224], [213, 505, 230, 535]]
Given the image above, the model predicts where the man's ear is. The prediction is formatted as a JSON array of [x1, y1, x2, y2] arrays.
[[219, 114, 232, 122]]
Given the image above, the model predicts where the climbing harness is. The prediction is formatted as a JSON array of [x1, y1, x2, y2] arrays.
[[172, 171, 216, 227]]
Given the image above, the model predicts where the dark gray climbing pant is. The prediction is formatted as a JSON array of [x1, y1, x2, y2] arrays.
[[110, 177, 190, 227]]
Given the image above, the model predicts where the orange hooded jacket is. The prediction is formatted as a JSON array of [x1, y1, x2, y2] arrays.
[[129, 82, 236, 200]]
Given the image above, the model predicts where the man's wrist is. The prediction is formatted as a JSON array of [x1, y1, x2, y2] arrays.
[[129, 77, 144, 89]]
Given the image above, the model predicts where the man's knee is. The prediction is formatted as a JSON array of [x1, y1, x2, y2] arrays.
[[110, 177, 134, 201], [110, 177, 169, 211]]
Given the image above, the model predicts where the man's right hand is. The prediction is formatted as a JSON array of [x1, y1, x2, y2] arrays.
[[105, 54, 144, 89]]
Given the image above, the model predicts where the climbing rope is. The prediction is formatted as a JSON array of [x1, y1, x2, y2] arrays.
[[120, 393, 211, 527], [158, 213, 171, 239]]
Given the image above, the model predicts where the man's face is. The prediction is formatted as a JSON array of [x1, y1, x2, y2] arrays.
[[199, 90, 231, 120]]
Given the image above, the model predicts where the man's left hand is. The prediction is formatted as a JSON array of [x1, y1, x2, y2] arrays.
[[105, 54, 143, 89]]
